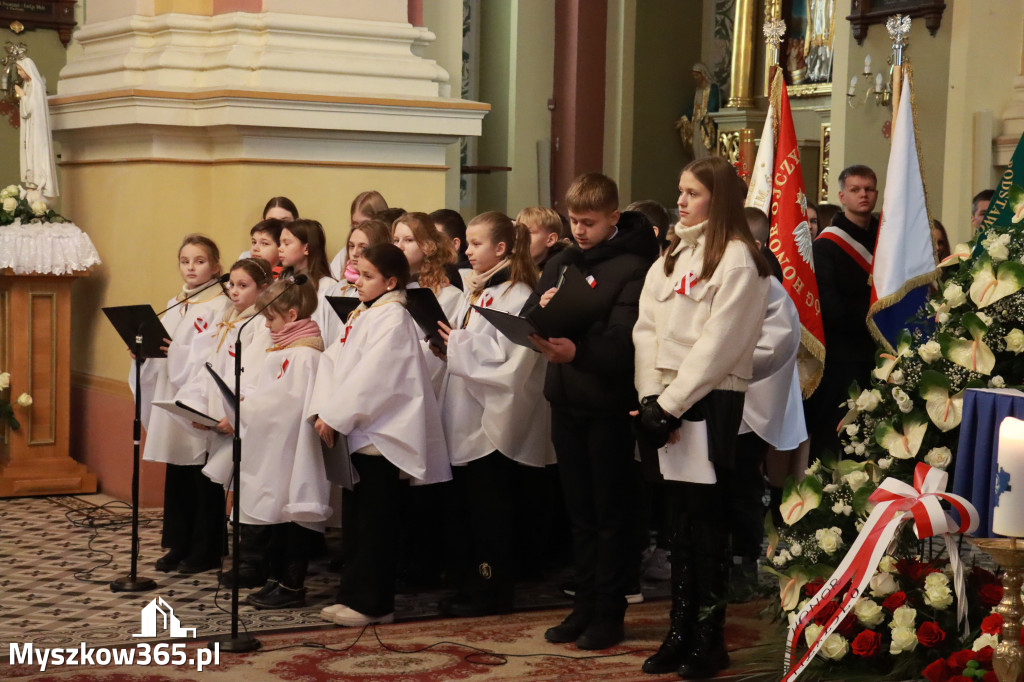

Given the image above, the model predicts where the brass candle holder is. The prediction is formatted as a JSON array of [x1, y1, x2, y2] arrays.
[[971, 538, 1024, 682]]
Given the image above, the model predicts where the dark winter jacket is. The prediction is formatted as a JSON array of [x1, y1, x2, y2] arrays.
[[524, 211, 659, 414], [813, 212, 879, 364]]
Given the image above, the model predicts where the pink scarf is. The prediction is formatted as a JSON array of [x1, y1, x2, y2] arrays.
[[344, 261, 359, 283], [270, 318, 322, 349]]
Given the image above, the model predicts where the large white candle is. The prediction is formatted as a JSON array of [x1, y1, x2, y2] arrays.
[[994, 416, 1024, 537]]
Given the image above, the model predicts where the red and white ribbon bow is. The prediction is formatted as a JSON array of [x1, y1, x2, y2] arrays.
[[782, 463, 979, 682]]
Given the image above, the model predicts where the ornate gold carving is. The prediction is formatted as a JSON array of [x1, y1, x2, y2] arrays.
[[719, 130, 741, 166], [971, 539, 1024, 682], [818, 123, 831, 203]]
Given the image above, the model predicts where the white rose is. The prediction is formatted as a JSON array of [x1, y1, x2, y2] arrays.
[[804, 623, 823, 648], [891, 369, 905, 385], [878, 556, 897, 573], [844, 445, 855, 454], [772, 549, 792, 566], [819, 633, 849, 660], [855, 389, 882, 412], [15, 393, 32, 407], [937, 311, 950, 324], [918, 340, 942, 363], [0, 372, 9, 390], [815, 528, 842, 555], [890, 605, 917, 629], [924, 447, 952, 470], [977, 311, 994, 327], [832, 500, 845, 514], [878, 457, 893, 470], [30, 200, 47, 216], [790, 542, 802, 557], [853, 598, 885, 626], [846, 423, 859, 436], [973, 633, 999, 651], [892, 387, 914, 414], [984, 233, 1011, 262], [990, 376, 1006, 388], [855, 443, 867, 456], [1006, 329, 1024, 354], [844, 470, 870, 492], [925, 584, 953, 610], [943, 283, 967, 309], [2, 197, 17, 213], [1, 184, 19, 198], [869, 572, 899, 597], [890, 626, 919, 654], [924, 572, 949, 588]]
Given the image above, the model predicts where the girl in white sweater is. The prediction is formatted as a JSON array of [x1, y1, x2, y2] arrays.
[[632, 156, 770, 679]]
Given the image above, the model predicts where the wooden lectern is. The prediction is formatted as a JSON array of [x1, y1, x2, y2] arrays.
[[0, 271, 97, 496]]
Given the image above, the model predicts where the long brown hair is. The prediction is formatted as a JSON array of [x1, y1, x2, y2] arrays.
[[664, 156, 770, 279], [350, 190, 388, 221], [179, 233, 226, 293], [280, 219, 335, 284], [469, 211, 539, 291], [394, 212, 456, 292]]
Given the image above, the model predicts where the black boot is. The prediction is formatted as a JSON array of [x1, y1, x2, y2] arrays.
[[676, 529, 729, 679], [248, 560, 307, 609], [576, 598, 626, 650], [544, 604, 593, 643], [155, 548, 185, 573], [643, 548, 695, 674]]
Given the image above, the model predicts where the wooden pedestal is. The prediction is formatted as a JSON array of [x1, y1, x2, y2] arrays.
[[0, 271, 97, 496]]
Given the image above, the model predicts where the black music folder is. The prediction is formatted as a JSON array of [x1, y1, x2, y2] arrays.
[[326, 296, 361, 322], [103, 304, 172, 359], [472, 266, 602, 350], [406, 288, 451, 348]]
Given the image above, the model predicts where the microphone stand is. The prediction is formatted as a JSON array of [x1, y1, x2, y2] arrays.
[[209, 276, 303, 654], [110, 275, 227, 594]]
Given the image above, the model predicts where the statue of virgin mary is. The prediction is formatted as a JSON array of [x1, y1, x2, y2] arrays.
[[15, 55, 60, 199]]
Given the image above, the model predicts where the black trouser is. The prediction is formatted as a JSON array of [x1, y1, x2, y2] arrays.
[[806, 359, 873, 461], [335, 454, 403, 616], [161, 462, 225, 564], [239, 523, 271, 573], [731, 432, 768, 561], [265, 521, 321, 588], [551, 409, 636, 616], [452, 450, 519, 601]]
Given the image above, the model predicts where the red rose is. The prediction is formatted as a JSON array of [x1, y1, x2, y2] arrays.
[[812, 600, 838, 625], [836, 612, 859, 638], [975, 646, 994, 666], [918, 621, 947, 648], [983, 672, 999, 682], [804, 579, 825, 596], [949, 677, 974, 682], [851, 629, 881, 658], [922, 658, 951, 682], [979, 583, 1004, 607], [948, 649, 976, 673], [882, 591, 907, 611], [981, 613, 1003, 635]]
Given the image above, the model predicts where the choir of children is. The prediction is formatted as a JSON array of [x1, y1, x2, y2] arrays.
[[130, 167, 784, 678]]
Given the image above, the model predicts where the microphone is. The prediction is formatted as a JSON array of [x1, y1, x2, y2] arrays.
[[292, 274, 308, 285], [154, 273, 230, 318]]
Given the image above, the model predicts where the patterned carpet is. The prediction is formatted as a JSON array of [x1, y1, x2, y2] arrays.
[[1, 598, 784, 680], [1, 495, 675, 658]]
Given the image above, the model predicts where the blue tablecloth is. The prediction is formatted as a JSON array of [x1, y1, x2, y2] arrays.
[[953, 388, 1024, 538]]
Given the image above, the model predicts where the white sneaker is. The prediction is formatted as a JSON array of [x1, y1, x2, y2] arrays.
[[626, 591, 645, 605], [319, 604, 346, 622], [328, 605, 395, 627]]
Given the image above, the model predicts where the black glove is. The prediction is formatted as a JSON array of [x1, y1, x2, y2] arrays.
[[633, 395, 682, 449]]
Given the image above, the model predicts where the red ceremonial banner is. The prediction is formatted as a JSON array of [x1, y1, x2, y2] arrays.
[[768, 73, 826, 395]]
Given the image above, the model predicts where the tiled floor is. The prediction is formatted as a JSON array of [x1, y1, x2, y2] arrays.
[[0, 495, 625, 654]]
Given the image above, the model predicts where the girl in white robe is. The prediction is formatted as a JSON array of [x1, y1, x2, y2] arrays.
[[310, 244, 451, 627], [316, 220, 392, 345], [436, 212, 555, 618], [174, 258, 275, 588], [131, 234, 231, 574], [227, 278, 330, 610]]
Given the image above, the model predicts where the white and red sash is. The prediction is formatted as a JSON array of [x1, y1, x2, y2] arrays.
[[817, 226, 873, 274]]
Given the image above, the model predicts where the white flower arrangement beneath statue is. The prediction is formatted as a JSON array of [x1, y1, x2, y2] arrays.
[[0, 370, 32, 431], [0, 183, 101, 275]]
